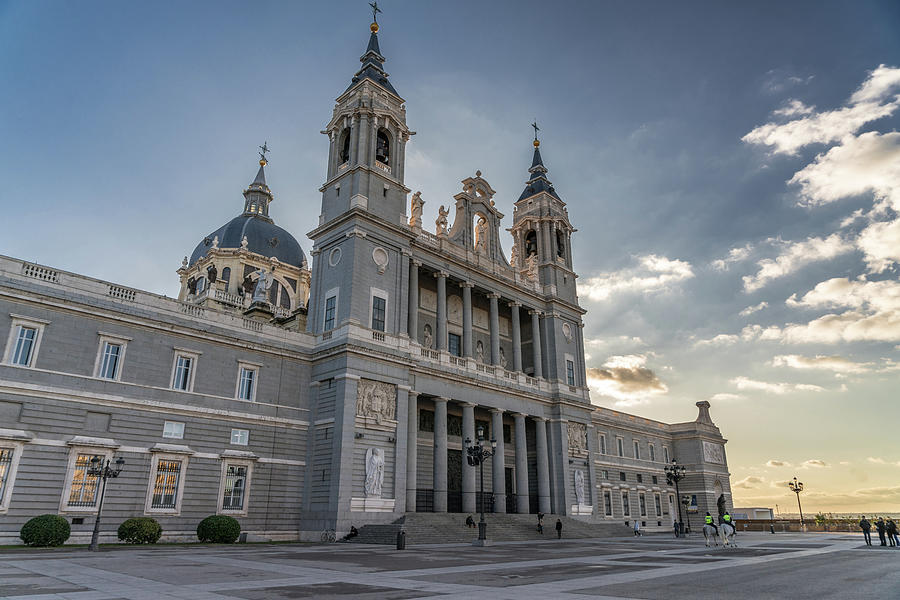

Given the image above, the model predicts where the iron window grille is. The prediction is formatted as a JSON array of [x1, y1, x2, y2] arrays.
[[67, 454, 100, 507], [222, 465, 247, 510], [150, 459, 182, 509]]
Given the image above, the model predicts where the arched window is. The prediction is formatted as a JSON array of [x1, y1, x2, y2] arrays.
[[524, 230, 538, 257], [338, 129, 350, 164], [221, 267, 231, 286], [556, 229, 566, 258], [376, 129, 390, 165]]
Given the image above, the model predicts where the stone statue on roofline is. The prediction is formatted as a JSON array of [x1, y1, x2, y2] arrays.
[[436, 205, 449, 236], [409, 191, 424, 228]]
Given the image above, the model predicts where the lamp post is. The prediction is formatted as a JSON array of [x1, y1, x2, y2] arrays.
[[87, 455, 125, 551], [681, 495, 692, 534], [788, 477, 805, 530], [465, 425, 496, 546], [665, 459, 687, 537]]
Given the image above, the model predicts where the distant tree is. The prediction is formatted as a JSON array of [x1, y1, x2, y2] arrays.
[[814, 513, 827, 526]]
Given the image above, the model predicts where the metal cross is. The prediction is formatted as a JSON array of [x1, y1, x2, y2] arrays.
[[369, 1, 382, 23], [531, 120, 540, 141], [259, 141, 270, 162]]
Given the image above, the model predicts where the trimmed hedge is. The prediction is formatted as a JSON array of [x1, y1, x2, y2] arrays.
[[20, 514, 71, 547], [117, 517, 162, 544], [197, 515, 241, 543]]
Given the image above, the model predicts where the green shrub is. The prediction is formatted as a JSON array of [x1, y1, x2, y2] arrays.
[[20, 514, 71, 547], [117, 517, 162, 544], [197, 515, 241, 543]]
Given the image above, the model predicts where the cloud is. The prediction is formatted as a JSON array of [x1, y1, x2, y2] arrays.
[[731, 376, 825, 395], [711, 244, 753, 271], [867, 457, 900, 466], [766, 460, 791, 467], [771, 354, 874, 374], [734, 476, 766, 489], [587, 354, 668, 406], [740, 324, 783, 341], [710, 393, 743, 402], [801, 459, 829, 468], [743, 65, 900, 155], [772, 99, 815, 118], [694, 333, 740, 347], [742, 234, 854, 292], [740, 301, 769, 317], [580, 254, 694, 301]]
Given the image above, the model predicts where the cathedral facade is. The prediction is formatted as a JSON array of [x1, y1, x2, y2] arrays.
[[0, 19, 731, 544]]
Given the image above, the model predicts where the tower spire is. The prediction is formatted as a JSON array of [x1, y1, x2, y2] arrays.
[[346, 3, 399, 96], [244, 144, 273, 220]]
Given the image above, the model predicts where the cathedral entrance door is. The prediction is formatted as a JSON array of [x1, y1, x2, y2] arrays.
[[447, 449, 462, 513]]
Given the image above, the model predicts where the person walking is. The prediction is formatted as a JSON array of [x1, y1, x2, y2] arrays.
[[859, 516, 872, 546], [875, 517, 887, 546], [537, 512, 544, 534], [673, 520, 680, 538], [555, 518, 563, 539], [633, 519, 642, 537], [886, 518, 898, 547]]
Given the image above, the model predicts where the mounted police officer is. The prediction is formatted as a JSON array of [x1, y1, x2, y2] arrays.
[[705, 512, 718, 535], [722, 511, 734, 534]]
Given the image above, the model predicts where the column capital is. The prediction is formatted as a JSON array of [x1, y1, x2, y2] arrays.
[[528, 309, 543, 317], [397, 384, 412, 392], [487, 292, 501, 300], [533, 416, 548, 422], [434, 270, 449, 279], [433, 396, 450, 404], [489, 407, 504, 415], [411, 258, 423, 267], [460, 281, 475, 288], [508, 300, 521, 308], [401, 249, 413, 257], [511, 412, 527, 419], [459, 401, 476, 408]]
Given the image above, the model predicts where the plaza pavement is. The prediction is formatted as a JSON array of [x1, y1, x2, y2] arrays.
[[1, 532, 897, 599]]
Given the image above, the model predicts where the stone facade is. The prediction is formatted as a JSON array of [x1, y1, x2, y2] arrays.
[[0, 20, 731, 544]]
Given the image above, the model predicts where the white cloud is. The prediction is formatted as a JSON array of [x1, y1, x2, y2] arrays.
[[801, 459, 829, 468], [867, 457, 900, 466], [734, 476, 766, 489], [743, 65, 900, 155], [772, 100, 815, 118], [771, 354, 873, 374], [694, 333, 740, 347], [731, 376, 825, 395], [766, 460, 791, 468], [580, 254, 694, 301], [741, 324, 783, 341], [742, 233, 854, 292], [711, 244, 752, 271], [740, 301, 769, 317], [710, 393, 743, 401], [587, 354, 668, 406]]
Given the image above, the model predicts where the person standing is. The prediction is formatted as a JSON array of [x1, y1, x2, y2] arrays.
[[555, 518, 563, 539], [859, 516, 872, 546], [875, 517, 887, 546], [537, 512, 544, 534], [633, 520, 642, 537], [886, 518, 898, 547]]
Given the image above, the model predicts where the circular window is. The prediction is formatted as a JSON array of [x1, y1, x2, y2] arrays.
[[328, 247, 342, 267]]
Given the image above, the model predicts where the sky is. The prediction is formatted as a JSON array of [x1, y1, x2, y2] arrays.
[[1, 0, 899, 513]]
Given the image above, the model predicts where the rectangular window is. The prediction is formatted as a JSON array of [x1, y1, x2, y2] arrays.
[[98, 342, 122, 379], [664, 447, 669, 464], [637, 474, 643, 483], [649, 444, 656, 462], [640, 493, 647, 517], [67, 454, 100, 508], [371, 295, 386, 332], [599, 434, 607, 455], [652, 475, 658, 485], [237, 366, 257, 401], [633, 440, 640, 460], [231, 429, 249, 446], [323, 295, 337, 331], [172, 354, 193, 391], [619, 471, 626, 482], [604, 491, 612, 516], [622, 492, 630, 517], [617, 438, 624, 457], [448, 333, 461, 357], [655, 494, 662, 516], [566, 359, 575, 386], [162, 421, 184, 439], [0, 448, 14, 508], [222, 464, 248, 511], [11, 326, 37, 366], [602, 469, 608, 479], [150, 459, 182, 509]]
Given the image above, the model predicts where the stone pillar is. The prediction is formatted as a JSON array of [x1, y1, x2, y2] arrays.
[[490, 408, 506, 513], [358, 113, 370, 166], [326, 130, 336, 177], [530, 310, 543, 379], [408, 260, 420, 340], [461, 402, 476, 513], [462, 282, 473, 358], [541, 220, 552, 263], [406, 391, 419, 511], [349, 115, 359, 165], [488, 293, 500, 365], [535, 417, 551, 513], [435, 272, 448, 351], [398, 133, 407, 181], [509, 302, 522, 372], [513, 413, 529, 514], [433, 397, 448, 512]]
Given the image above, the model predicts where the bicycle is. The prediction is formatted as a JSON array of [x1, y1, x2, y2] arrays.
[[320, 529, 336, 543]]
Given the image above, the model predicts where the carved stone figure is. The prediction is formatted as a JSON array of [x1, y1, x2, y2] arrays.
[[525, 253, 538, 283], [475, 340, 484, 363], [423, 323, 433, 349], [181, 256, 188, 268], [240, 235, 249, 250], [499, 347, 508, 369], [364, 447, 385, 497], [574, 469, 585, 505], [207, 264, 217, 284], [474, 215, 488, 253], [356, 379, 397, 424], [436, 205, 449, 236], [211, 235, 219, 250], [187, 277, 197, 295], [252, 268, 272, 303], [409, 191, 424, 228], [567, 422, 587, 454], [509, 243, 518, 268]]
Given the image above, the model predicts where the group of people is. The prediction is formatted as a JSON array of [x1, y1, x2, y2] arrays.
[[859, 516, 899, 547]]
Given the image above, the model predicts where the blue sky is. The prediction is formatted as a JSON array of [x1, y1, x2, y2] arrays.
[[2, 0, 899, 512]]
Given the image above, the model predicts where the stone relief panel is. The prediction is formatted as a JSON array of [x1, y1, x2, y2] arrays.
[[567, 422, 587, 455], [702, 441, 725, 464], [420, 288, 437, 312], [473, 307, 488, 330], [448, 295, 463, 324], [499, 316, 510, 337], [356, 379, 397, 424]]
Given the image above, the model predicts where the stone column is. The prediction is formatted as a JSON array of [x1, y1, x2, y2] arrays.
[[535, 417, 551, 513], [357, 113, 369, 166], [398, 133, 407, 181], [541, 220, 552, 263], [326, 130, 336, 177], [406, 391, 419, 511], [461, 402, 476, 513], [349, 115, 359, 165], [369, 116, 378, 166], [513, 413, 530, 514], [433, 397, 448, 512], [435, 272, 448, 351], [509, 302, 522, 372], [490, 408, 506, 513], [530, 310, 543, 379], [488, 293, 500, 365], [461, 282, 473, 358], [408, 260, 420, 340]]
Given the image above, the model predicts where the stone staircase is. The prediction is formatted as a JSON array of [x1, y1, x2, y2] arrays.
[[349, 513, 632, 545]]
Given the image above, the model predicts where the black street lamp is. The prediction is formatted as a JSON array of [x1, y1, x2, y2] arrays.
[[665, 459, 687, 537], [465, 425, 497, 546], [87, 455, 125, 551], [681, 495, 692, 534], [788, 477, 805, 529]]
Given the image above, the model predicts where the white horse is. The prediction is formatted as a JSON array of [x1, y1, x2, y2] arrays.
[[703, 524, 720, 547], [720, 522, 737, 547]]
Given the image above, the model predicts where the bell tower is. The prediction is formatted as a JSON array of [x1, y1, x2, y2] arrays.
[[318, 15, 414, 227]]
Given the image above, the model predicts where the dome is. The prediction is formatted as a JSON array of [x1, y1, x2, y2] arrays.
[[189, 214, 306, 269]]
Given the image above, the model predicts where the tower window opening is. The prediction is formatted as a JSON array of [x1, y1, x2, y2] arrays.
[[557, 229, 566, 258], [524, 230, 538, 257], [339, 129, 350, 164], [221, 267, 231, 286], [376, 129, 390, 165]]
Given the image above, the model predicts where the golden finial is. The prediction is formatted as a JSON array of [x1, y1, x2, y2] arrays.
[[531, 120, 541, 147], [371, 21, 379, 33], [369, 2, 381, 32], [534, 139, 540, 148]]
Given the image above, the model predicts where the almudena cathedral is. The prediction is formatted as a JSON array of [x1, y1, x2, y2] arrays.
[[0, 18, 732, 544]]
